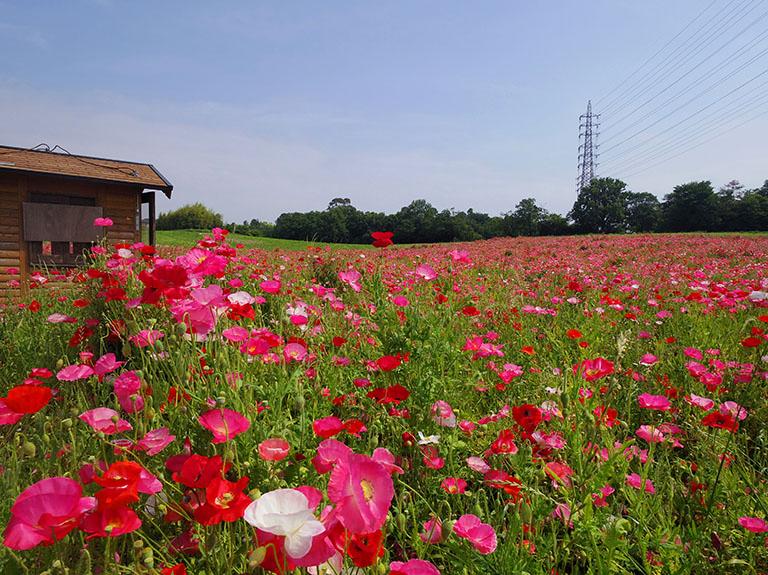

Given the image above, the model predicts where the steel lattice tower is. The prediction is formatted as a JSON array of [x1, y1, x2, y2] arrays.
[[576, 100, 600, 193]]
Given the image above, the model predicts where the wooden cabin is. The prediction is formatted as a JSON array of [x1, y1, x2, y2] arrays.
[[0, 145, 173, 302]]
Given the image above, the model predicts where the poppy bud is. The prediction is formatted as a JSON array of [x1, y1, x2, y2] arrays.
[[176, 322, 188, 335], [122, 343, 132, 357], [248, 546, 267, 568], [62, 418, 72, 428], [22, 441, 36, 457], [56, 359, 64, 369]]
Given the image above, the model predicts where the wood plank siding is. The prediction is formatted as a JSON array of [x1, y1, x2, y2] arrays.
[[0, 172, 143, 304]]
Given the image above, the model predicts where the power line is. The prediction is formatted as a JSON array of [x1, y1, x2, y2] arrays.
[[621, 105, 768, 178], [595, 0, 719, 108], [600, 59, 768, 157], [601, 7, 768, 142], [599, 0, 752, 117], [604, 86, 768, 174]]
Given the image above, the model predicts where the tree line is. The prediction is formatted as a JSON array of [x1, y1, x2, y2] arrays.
[[155, 178, 768, 243]]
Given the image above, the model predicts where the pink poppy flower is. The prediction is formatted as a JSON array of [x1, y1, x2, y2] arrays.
[[637, 393, 670, 411], [198, 408, 250, 443], [327, 453, 394, 533], [440, 477, 467, 494], [415, 264, 437, 281], [720, 401, 748, 420], [466, 456, 491, 474], [636, 425, 665, 443], [431, 400, 457, 428], [57, 364, 95, 382], [626, 473, 655, 494], [3, 477, 96, 550], [259, 438, 291, 462], [639, 353, 658, 366], [93, 353, 123, 378], [136, 427, 175, 456], [686, 394, 715, 411], [390, 559, 441, 574], [453, 514, 497, 554], [93, 217, 113, 227], [283, 342, 308, 363], [130, 329, 164, 348], [79, 407, 132, 435], [739, 516, 768, 533], [47, 313, 77, 324], [338, 269, 362, 292]]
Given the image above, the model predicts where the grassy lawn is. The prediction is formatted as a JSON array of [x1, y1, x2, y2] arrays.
[[155, 229, 372, 251]]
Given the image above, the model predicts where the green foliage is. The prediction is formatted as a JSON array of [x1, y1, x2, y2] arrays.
[[662, 181, 719, 232], [569, 177, 630, 234], [156, 202, 224, 230]]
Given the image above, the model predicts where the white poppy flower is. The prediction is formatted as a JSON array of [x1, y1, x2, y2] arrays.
[[243, 489, 325, 559]]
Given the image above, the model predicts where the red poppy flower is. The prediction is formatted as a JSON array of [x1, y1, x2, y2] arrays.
[[701, 412, 739, 433], [513, 404, 542, 434], [4, 385, 52, 414], [367, 384, 410, 405], [375, 355, 402, 372], [371, 231, 394, 248]]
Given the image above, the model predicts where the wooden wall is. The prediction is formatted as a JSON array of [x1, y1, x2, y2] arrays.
[[0, 172, 142, 304]]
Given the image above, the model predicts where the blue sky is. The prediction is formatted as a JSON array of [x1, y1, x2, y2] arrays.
[[2, 1, 766, 221]]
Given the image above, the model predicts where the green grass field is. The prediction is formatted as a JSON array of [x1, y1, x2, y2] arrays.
[[154, 229, 372, 251]]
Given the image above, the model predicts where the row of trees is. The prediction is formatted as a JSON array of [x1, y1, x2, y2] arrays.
[[155, 178, 768, 243], [570, 178, 768, 233]]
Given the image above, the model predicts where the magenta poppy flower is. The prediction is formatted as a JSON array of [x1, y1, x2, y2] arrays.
[[312, 416, 345, 439], [259, 438, 291, 462], [198, 408, 250, 443], [79, 407, 132, 435], [114, 371, 144, 413], [3, 477, 96, 550], [93, 217, 113, 227], [312, 438, 353, 474], [327, 453, 394, 533], [637, 393, 670, 411], [260, 279, 281, 294], [626, 473, 655, 494], [420, 517, 445, 544], [739, 516, 768, 533], [638, 353, 658, 366], [453, 514, 497, 554], [390, 559, 441, 574]]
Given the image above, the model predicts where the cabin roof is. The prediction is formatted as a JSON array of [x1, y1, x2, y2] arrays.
[[0, 145, 173, 197]]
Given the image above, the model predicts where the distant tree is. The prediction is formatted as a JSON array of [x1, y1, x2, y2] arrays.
[[539, 213, 572, 236], [156, 203, 224, 230], [716, 180, 744, 232], [391, 200, 439, 243], [737, 189, 768, 231], [569, 178, 629, 234], [626, 192, 661, 232], [661, 181, 719, 232], [504, 198, 547, 236]]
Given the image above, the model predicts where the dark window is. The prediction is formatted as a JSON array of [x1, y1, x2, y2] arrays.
[[24, 195, 102, 268]]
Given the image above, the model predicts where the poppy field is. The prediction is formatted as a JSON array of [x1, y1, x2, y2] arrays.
[[2, 228, 768, 575]]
